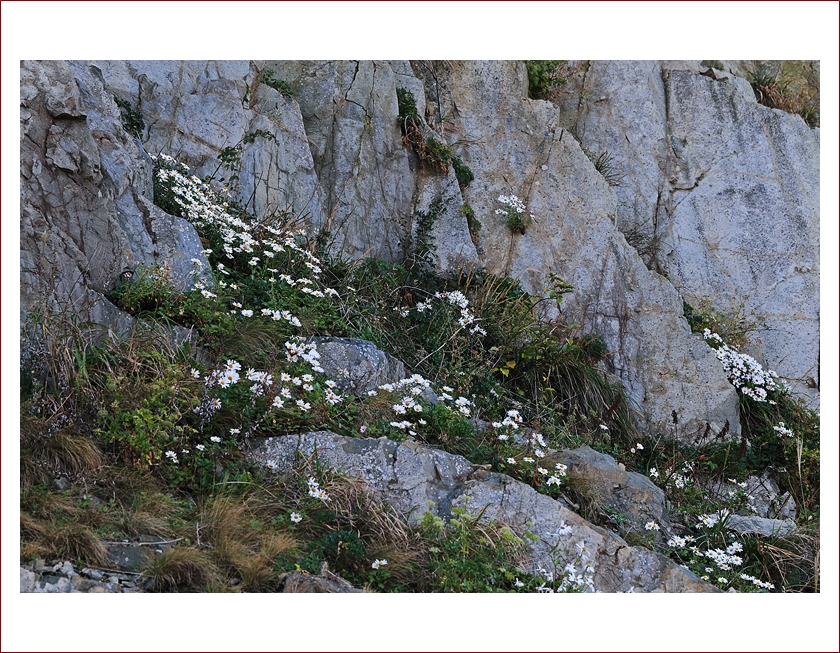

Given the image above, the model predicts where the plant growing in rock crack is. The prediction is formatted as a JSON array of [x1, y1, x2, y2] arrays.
[[395, 86, 473, 179], [495, 194, 534, 234], [524, 60, 568, 100], [113, 94, 145, 139], [583, 148, 624, 187], [262, 69, 294, 98]]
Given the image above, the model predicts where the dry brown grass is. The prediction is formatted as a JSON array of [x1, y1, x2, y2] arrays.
[[754, 526, 820, 592], [142, 547, 217, 592], [20, 406, 103, 492], [195, 492, 297, 591], [42, 523, 109, 565]]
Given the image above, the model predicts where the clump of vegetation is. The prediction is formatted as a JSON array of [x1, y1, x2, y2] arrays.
[[495, 194, 534, 234], [525, 60, 568, 100], [748, 61, 820, 128], [113, 94, 145, 139], [396, 87, 474, 182], [460, 203, 480, 244], [262, 69, 294, 98], [583, 148, 624, 187], [452, 156, 474, 189]]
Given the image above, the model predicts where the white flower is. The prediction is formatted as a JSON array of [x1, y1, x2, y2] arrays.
[[190, 368, 200, 379], [211, 436, 222, 443], [290, 512, 302, 523], [195, 444, 205, 451], [506, 457, 516, 464], [371, 559, 388, 570], [514, 578, 524, 587], [241, 309, 254, 317], [645, 521, 660, 531]]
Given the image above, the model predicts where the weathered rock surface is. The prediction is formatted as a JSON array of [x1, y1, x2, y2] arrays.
[[548, 446, 671, 540], [306, 336, 405, 396], [703, 472, 797, 520], [248, 431, 718, 592], [85, 60, 327, 228], [554, 60, 819, 405], [268, 60, 478, 270], [20, 60, 210, 336], [725, 515, 797, 538], [412, 60, 740, 439], [278, 569, 362, 593]]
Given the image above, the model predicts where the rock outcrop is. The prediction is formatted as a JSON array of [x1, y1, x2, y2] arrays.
[[20, 60, 209, 336], [553, 60, 820, 406], [248, 432, 718, 593], [20, 58, 818, 439]]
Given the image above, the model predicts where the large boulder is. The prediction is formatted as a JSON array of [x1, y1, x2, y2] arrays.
[[548, 446, 672, 541], [306, 336, 405, 396], [248, 431, 718, 592]]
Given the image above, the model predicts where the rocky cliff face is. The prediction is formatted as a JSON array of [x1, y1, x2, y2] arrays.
[[19, 59, 819, 436], [553, 60, 820, 405]]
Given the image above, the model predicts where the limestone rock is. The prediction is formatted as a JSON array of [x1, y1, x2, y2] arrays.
[[415, 60, 740, 439], [267, 60, 477, 272], [267, 60, 414, 262], [248, 431, 718, 592], [278, 570, 362, 593], [725, 515, 797, 538], [548, 446, 671, 540], [553, 61, 819, 407], [20, 60, 210, 339], [664, 68, 819, 405], [86, 60, 326, 228], [306, 337, 405, 397]]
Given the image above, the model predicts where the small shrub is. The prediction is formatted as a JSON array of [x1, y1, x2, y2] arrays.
[[748, 62, 819, 128], [142, 547, 217, 592], [396, 87, 453, 174], [452, 156, 474, 189], [525, 60, 567, 100]]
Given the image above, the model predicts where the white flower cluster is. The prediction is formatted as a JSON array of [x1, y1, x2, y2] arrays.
[[433, 290, 486, 335], [495, 194, 535, 230], [666, 534, 694, 548], [704, 329, 782, 403], [153, 154, 340, 328], [284, 340, 324, 373], [702, 546, 744, 571], [772, 421, 794, 438], [492, 409, 524, 440], [437, 388, 474, 418], [555, 540, 596, 592], [739, 573, 775, 590], [696, 509, 730, 529], [307, 476, 330, 502], [375, 375, 432, 436]]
